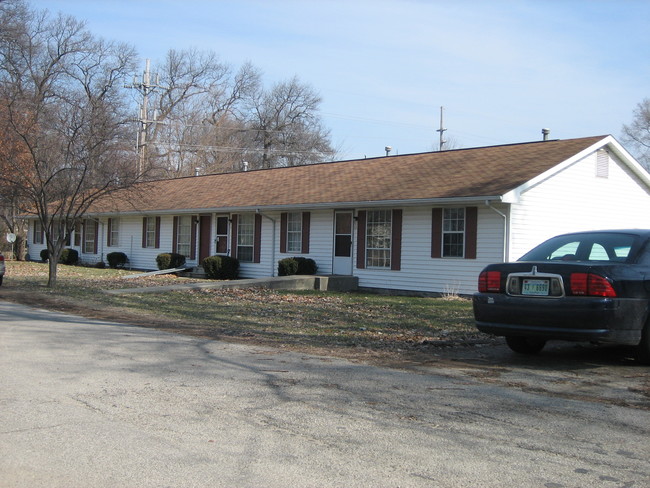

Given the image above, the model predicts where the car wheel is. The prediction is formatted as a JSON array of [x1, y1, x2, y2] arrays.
[[0, 275, 3, 286], [505, 336, 546, 355], [635, 321, 650, 365]]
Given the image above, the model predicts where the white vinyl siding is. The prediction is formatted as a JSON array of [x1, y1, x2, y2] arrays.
[[509, 150, 650, 260], [355, 206, 505, 295]]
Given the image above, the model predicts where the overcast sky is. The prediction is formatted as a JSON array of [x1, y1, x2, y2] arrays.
[[29, 0, 650, 160]]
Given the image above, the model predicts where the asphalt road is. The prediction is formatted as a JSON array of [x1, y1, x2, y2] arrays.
[[1, 300, 649, 488]]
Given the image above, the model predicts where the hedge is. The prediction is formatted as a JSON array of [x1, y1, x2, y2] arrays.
[[156, 252, 186, 270], [107, 252, 128, 269], [202, 255, 240, 280]]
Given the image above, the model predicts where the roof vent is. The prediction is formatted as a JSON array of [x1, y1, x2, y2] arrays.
[[242, 161, 249, 171], [194, 167, 200, 176], [542, 128, 550, 141], [385, 146, 392, 156]]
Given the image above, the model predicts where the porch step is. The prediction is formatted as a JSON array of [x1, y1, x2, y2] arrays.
[[183, 266, 207, 278]]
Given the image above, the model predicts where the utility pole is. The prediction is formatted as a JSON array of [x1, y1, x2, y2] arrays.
[[126, 59, 163, 176], [436, 106, 447, 151]]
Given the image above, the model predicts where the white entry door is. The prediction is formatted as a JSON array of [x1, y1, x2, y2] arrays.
[[332, 211, 353, 275]]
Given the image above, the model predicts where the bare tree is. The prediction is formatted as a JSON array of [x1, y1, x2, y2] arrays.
[[0, 0, 139, 286], [246, 76, 335, 169], [139, 50, 261, 177], [134, 53, 335, 175], [621, 98, 650, 170]]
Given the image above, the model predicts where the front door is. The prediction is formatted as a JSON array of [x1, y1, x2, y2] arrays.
[[332, 211, 353, 275], [198, 215, 212, 263], [215, 215, 229, 255]]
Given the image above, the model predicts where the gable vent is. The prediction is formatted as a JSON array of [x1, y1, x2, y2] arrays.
[[596, 149, 609, 178]]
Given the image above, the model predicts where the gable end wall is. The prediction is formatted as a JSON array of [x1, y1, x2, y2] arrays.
[[509, 149, 650, 260]]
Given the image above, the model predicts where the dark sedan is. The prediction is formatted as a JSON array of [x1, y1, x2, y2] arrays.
[[473, 230, 650, 363]]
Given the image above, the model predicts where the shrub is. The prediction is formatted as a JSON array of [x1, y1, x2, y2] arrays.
[[107, 252, 128, 269], [278, 257, 299, 276], [156, 252, 186, 270], [95, 261, 106, 269], [278, 257, 318, 276], [295, 257, 318, 275], [40, 249, 49, 262], [60, 248, 79, 265], [202, 255, 240, 280]]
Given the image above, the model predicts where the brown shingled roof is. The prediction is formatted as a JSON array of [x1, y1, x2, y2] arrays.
[[90, 135, 607, 214]]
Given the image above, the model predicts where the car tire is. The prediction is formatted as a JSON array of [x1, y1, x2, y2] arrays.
[[0, 275, 3, 286], [635, 321, 650, 365], [505, 336, 546, 355]]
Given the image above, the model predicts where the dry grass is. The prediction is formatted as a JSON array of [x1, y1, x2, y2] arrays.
[[1, 260, 491, 361]]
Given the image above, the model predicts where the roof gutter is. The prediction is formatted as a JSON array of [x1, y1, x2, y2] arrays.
[[70, 195, 506, 218]]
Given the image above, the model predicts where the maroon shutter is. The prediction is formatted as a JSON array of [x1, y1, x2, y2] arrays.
[[230, 214, 238, 259], [107, 219, 112, 247], [280, 213, 287, 253], [142, 217, 147, 248], [190, 216, 197, 260], [155, 217, 161, 249], [431, 208, 442, 258], [391, 209, 402, 271], [93, 220, 99, 254], [465, 207, 478, 259], [172, 216, 178, 253], [253, 214, 262, 263], [356, 210, 366, 269], [301, 212, 310, 254]]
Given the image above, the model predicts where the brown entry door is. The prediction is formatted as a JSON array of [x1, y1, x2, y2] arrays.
[[198, 215, 212, 263]]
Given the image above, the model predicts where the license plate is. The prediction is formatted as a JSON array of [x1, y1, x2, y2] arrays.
[[522, 279, 549, 296]]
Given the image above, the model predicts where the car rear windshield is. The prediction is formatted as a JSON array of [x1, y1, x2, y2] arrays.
[[519, 232, 639, 263]]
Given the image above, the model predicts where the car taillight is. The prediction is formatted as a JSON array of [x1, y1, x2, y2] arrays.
[[0, 254, 4, 262], [570, 272, 616, 297], [478, 271, 501, 293]]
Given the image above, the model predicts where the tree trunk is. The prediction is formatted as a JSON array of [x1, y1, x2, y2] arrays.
[[47, 256, 58, 288]]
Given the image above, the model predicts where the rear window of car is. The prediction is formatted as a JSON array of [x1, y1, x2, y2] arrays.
[[520, 233, 639, 263]]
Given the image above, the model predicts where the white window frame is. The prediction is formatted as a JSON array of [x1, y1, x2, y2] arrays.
[[144, 217, 157, 248], [366, 209, 392, 268], [108, 218, 119, 247], [176, 215, 192, 256], [34, 220, 44, 244], [83, 219, 96, 254], [287, 212, 302, 253], [442, 208, 465, 258]]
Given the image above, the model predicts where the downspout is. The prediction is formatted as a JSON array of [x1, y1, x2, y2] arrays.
[[485, 200, 508, 262], [256, 209, 277, 277]]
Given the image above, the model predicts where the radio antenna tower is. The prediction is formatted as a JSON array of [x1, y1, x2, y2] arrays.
[[436, 106, 447, 151], [126, 59, 163, 176]]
